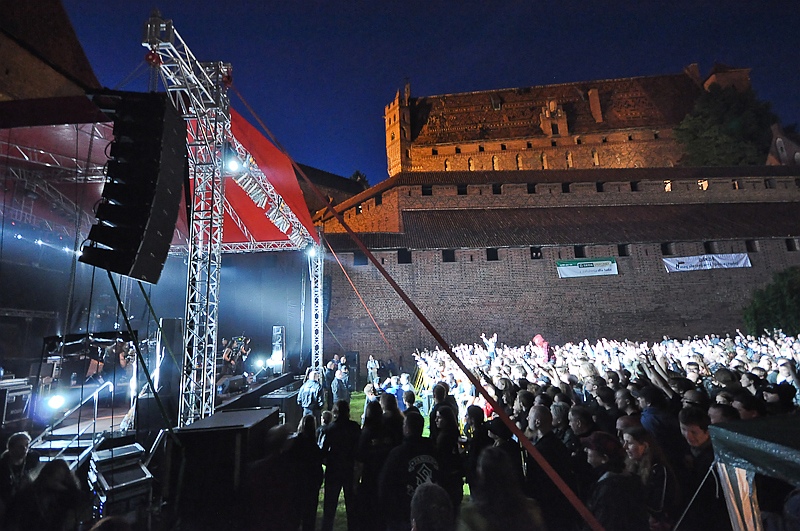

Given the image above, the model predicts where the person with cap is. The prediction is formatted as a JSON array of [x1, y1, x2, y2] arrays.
[[762, 383, 797, 415], [581, 430, 648, 531]]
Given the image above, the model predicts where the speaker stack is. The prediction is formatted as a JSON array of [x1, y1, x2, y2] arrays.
[[80, 91, 187, 284]]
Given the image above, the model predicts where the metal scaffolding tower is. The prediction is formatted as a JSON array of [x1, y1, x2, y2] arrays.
[[142, 11, 322, 427], [308, 241, 324, 372], [143, 12, 228, 426]]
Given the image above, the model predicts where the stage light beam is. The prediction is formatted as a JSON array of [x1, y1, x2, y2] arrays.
[[47, 395, 65, 409]]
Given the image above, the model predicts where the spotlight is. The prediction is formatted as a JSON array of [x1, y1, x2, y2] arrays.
[[14, 234, 22, 240], [63, 246, 72, 253], [307, 246, 317, 258], [35, 239, 44, 245], [226, 156, 242, 173], [256, 359, 264, 368], [47, 395, 65, 409]]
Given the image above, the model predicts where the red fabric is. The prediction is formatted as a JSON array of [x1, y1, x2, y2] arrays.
[[229, 108, 318, 244]]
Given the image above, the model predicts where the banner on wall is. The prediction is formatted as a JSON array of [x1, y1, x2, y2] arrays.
[[662, 253, 751, 273], [556, 258, 618, 278]]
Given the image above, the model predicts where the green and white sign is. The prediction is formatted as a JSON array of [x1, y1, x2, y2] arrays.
[[556, 257, 618, 278]]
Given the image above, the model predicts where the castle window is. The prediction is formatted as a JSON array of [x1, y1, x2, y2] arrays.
[[654, 131, 660, 140], [391, 132, 395, 141], [574, 245, 586, 258], [703, 241, 716, 254], [526, 183, 536, 194], [457, 184, 467, 195], [765, 179, 776, 189], [661, 243, 675, 256], [592, 149, 599, 166], [566, 152, 573, 169], [444, 159, 451, 171], [455, 147, 461, 154], [486, 248, 499, 261], [627, 134, 633, 141], [517, 154, 523, 170], [526, 142, 532, 149], [432, 149, 438, 155], [422, 185, 433, 196], [618, 244, 631, 257], [442, 249, 456, 262], [541, 153, 548, 170], [551, 124, 560, 135], [551, 140, 557, 147], [631, 181, 641, 192], [492, 184, 502, 195], [575, 137, 582, 145], [746, 240, 759, 253], [479, 145, 485, 152], [697, 180, 709, 191], [561, 183, 570, 193], [398, 248, 412, 264], [786, 239, 800, 252], [468, 158, 475, 171], [601, 136, 607, 143], [530, 247, 543, 259], [664, 180, 672, 192], [492, 156, 499, 170], [375, 194, 382, 206], [501, 144, 507, 151], [402, 128, 408, 139], [353, 251, 368, 266], [355, 204, 363, 215]]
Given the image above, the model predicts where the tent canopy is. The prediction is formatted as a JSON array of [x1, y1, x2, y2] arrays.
[[710, 414, 800, 487], [0, 96, 317, 247]]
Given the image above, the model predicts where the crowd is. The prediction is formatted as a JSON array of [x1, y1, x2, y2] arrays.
[[4, 330, 800, 531], [284, 329, 800, 531]]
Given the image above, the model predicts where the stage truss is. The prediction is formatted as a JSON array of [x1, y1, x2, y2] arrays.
[[143, 12, 322, 427]]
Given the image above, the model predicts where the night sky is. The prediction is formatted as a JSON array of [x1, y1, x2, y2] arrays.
[[63, 1, 799, 186]]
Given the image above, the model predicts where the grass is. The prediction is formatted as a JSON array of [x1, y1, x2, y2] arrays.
[[313, 391, 454, 530]]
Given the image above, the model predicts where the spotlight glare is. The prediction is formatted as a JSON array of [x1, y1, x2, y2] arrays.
[[47, 395, 65, 409], [226, 157, 242, 172], [63, 246, 72, 253], [256, 359, 264, 368], [35, 239, 44, 245], [307, 246, 317, 258], [15, 234, 22, 240]]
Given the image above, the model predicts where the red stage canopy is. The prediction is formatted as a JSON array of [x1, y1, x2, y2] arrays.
[[0, 97, 317, 249]]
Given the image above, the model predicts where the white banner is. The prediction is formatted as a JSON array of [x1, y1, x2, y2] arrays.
[[662, 253, 751, 273], [556, 258, 618, 278]]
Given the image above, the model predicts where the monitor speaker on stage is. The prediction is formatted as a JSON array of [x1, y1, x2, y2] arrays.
[[271, 325, 285, 373]]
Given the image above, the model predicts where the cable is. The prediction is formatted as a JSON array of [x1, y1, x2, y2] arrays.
[[325, 239, 399, 358], [229, 85, 605, 531]]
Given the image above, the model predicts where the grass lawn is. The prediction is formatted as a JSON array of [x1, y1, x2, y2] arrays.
[[312, 391, 448, 530]]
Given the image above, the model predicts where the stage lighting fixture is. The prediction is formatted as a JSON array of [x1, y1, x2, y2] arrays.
[[14, 234, 22, 240], [48, 395, 65, 409], [307, 246, 317, 258], [256, 359, 264, 368], [35, 239, 44, 245]]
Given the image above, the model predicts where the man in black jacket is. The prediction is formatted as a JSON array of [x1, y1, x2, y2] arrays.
[[320, 401, 361, 531]]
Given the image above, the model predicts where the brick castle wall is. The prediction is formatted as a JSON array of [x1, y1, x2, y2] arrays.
[[323, 241, 800, 364]]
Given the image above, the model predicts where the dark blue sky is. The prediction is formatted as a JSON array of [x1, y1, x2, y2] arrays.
[[63, 1, 799, 185]]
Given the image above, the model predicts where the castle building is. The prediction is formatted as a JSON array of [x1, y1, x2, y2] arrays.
[[316, 66, 800, 360], [384, 65, 752, 177]]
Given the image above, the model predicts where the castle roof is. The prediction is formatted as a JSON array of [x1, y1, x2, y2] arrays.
[[325, 202, 800, 251], [409, 71, 702, 145]]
